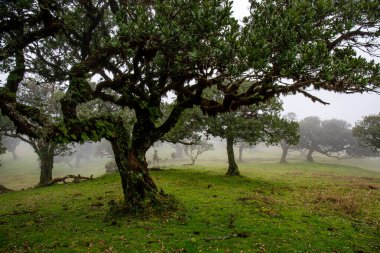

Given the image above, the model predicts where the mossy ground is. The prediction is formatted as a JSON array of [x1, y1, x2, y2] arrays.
[[1, 159, 379, 252]]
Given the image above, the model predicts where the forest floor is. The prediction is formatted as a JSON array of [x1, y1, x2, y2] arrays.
[[1, 157, 379, 252]]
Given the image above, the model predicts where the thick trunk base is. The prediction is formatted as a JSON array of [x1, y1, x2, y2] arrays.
[[226, 165, 240, 176], [111, 141, 179, 217], [226, 137, 240, 176], [38, 159, 53, 187], [107, 190, 179, 218]]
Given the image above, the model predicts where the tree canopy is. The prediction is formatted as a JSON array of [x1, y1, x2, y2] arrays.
[[1, 0, 380, 209], [353, 113, 380, 151], [297, 116, 376, 162]]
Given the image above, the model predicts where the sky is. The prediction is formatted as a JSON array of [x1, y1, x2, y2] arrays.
[[231, 0, 380, 125]]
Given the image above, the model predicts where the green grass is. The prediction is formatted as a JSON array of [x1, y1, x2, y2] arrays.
[[1, 161, 379, 252]]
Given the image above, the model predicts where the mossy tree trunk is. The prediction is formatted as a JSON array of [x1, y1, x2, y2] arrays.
[[109, 124, 161, 208], [226, 136, 240, 176], [36, 140, 56, 186]]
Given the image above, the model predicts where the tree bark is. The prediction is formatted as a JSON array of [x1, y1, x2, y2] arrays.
[[226, 137, 240, 176], [306, 149, 314, 162], [37, 143, 55, 186], [110, 127, 160, 208], [280, 143, 289, 163]]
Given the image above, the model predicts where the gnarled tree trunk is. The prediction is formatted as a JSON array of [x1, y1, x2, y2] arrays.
[[226, 137, 240, 176], [110, 126, 161, 209]]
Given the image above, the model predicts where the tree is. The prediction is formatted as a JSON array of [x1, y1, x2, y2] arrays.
[[184, 139, 214, 165], [1, 136, 21, 160], [94, 139, 114, 158], [353, 113, 380, 151], [0, 115, 20, 160], [73, 142, 94, 167], [205, 98, 298, 175], [279, 112, 299, 163], [237, 142, 251, 163], [297, 117, 375, 162], [0, 81, 73, 186], [1, 0, 379, 210], [0, 134, 6, 166], [297, 116, 322, 162]]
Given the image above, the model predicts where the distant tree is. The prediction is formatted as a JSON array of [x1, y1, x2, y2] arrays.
[[184, 139, 214, 165], [0, 115, 14, 162], [237, 142, 252, 163], [279, 113, 299, 163], [0, 135, 6, 166], [1, 137, 21, 160], [297, 117, 376, 162], [73, 142, 94, 167], [297, 116, 322, 162], [174, 143, 184, 159], [353, 113, 380, 152], [94, 139, 114, 158], [1, 0, 379, 209], [205, 99, 298, 175], [0, 81, 73, 186]]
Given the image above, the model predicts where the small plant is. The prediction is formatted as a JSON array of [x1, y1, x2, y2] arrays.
[[105, 160, 117, 174]]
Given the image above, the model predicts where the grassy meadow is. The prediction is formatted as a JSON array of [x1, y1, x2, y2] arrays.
[[0, 142, 379, 252]]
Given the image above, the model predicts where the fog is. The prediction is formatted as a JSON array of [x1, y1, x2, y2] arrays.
[[282, 91, 380, 125], [1, 138, 379, 190]]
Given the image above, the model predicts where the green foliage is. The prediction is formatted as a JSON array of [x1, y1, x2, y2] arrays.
[[164, 106, 204, 144], [205, 98, 299, 147], [353, 113, 380, 151]]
